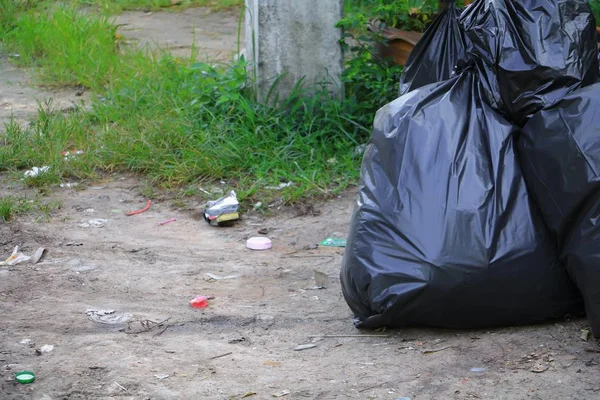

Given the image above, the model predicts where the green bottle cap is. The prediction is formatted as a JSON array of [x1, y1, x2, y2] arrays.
[[15, 371, 35, 384]]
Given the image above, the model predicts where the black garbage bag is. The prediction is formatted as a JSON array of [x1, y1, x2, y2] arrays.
[[340, 69, 583, 330], [519, 83, 600, 336], [460, 0, 599, 126], [398, 0, 467, 96]]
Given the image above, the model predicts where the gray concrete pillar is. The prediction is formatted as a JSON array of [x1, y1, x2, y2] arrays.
[[244, 0, 344, 103]]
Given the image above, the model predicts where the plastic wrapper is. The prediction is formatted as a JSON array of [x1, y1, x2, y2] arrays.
[[340, 70, 582, 330], [204, 190, 240, 226]]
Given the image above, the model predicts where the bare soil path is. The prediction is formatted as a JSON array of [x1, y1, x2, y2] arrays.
[[1, 179, 599, 400], [0, 56, 83, 129], [115, 7, 243, 62]]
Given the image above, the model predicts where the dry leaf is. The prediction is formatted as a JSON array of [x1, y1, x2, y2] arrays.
[[264, 360, 282, 367], [580, 328, 591, 342], [530, 363, 548, 373]]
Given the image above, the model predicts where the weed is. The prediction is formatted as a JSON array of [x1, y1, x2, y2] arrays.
[[23, 170, 62, 189], [139, 183, 158, 200], [35, 199, 62, 222], [76, 0, 243, 13], [1, 102, 95, 188], [0, 1, 365, 205], [0, 195, 61, 223], [171, 198, 187, 209], [179, 185, 200, 198], [0, 0, 20, 33], [2, 5, 134, 88], [0, 197, 16, 222], [590, 0, 600, 22]]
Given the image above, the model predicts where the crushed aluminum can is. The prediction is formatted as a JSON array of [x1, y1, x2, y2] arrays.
[[203, 190, 240, 226]]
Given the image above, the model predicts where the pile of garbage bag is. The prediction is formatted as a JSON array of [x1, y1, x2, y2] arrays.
[[341, 0, 600, 335]]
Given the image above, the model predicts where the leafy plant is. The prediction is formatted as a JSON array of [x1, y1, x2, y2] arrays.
[[590, 0, 600, 23], [339, 37, 404, 132], [338, 0, 437, 132], [0, 0, 365, 204], [344, 0, 440, 32]]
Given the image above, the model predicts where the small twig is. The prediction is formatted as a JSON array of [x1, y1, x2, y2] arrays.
[[422, 345, 453, 354], [124, 318, 171, 335], [114, 381, 127, 391], [209, 352, 233, 360], [153, 325, 170, 337], [283, 255, 335, 259], [585, 349, 600, 354], [308, 334, 390, 338], [467, 392, 482, 399], [358, 380, 392, 393], [495, 341, 507, 359], [147, 317, 171, 325]]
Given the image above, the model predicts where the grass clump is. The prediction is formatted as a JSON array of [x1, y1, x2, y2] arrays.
[[77, 0, 243, 13], [1, 5, 133, 89], [0, 195, 62, 223], [0, 197, 16, 222], [2, 58, 362, 202], [0, 2, 365, 203]]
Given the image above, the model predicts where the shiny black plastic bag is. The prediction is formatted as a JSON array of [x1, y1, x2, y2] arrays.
[[519, 84, 600, 336], [461, 0, 599, 126], [398, 0, 466, 96], [340, 70, 582, 330]]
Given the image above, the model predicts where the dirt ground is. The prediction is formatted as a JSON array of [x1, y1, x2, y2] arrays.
[[2, 177, 600, 400], [2, 6, 600, 400], [0, 56, 85, 129], [115, 8, 243, 62]]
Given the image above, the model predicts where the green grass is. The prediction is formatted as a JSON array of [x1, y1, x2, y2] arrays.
[[77, 0, 243, 13], [0, 59, 362, 202], [2, 7, 126, 88], [0, 0, 243, 16], [0, 198, 15, 222], [0, 2, 365, 205], [0, 195, 62, 223]]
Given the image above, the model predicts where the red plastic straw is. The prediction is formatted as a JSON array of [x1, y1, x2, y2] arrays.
[[126, 200, 151, 216]]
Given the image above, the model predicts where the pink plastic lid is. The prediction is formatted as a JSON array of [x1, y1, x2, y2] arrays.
[[246, 237, 272, 250]]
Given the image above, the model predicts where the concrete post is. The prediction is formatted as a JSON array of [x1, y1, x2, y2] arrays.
[[244, 0, 344, 103]]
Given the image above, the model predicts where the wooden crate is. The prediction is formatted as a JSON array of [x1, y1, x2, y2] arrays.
[[367, 20, 423, 66]]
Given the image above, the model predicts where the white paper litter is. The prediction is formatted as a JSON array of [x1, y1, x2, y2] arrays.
[[265, 182, 294, 190], [293, 344, 317, 351], [86, 309, 133, 324], [40, 344, 54, 353], [79, 219, 108, 228], [206, 273, 240, 281], [24, 166, 49, 178], [0, 246, 31, 266]]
